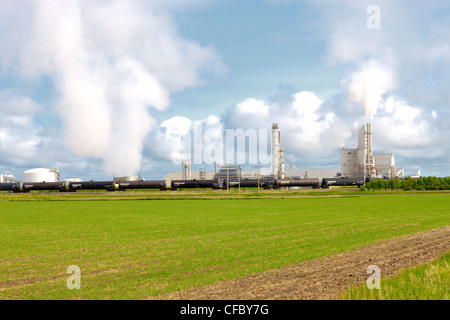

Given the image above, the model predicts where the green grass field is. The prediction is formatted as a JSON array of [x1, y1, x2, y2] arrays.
[[340, 252, 449, 300], [0, 193, 448, 299], [0, 187, 449, 202]]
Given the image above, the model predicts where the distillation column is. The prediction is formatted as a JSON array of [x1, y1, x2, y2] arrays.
[[272, 123, 280, 178]]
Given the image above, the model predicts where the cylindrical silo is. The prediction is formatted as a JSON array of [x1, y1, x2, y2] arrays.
[[22, 168, 59, 183], [272, 123, 280, 178]]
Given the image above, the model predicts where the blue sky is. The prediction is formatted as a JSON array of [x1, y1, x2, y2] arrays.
[[167, 0, 341, 119], [0, 0, 449, 180]]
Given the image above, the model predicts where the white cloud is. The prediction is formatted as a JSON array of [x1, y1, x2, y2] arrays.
[[236, 98, 269, 115], [292, 91, 322, 114], [373, 97, 434, 149], [161, 116, 193, 137], [0, 90, 41, 114], [291, 91, 334, 145], [431, 111, 438, 119], [155, 116, 193, 163], [0, 113, 42, 167]]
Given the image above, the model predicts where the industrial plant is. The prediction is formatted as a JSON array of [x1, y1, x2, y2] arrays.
[[340, 124, 404, 179], [0, 122, 412, 193], [163, 122, 405, 186]]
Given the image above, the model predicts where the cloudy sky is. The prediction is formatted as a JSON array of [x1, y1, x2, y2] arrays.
[[0, 0, 449, 180]]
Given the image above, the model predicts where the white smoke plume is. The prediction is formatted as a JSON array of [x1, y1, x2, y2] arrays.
[[0, 0, 225, 176], [341, 60, 396, 122]]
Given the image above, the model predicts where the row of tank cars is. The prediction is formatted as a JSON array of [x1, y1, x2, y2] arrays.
[[0, 176, 368, 193]]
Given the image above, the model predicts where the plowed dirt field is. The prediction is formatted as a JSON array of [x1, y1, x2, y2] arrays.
[[160, 226, 450, 300]]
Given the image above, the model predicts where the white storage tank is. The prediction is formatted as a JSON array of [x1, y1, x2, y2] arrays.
[[22, 168, 60, 183]]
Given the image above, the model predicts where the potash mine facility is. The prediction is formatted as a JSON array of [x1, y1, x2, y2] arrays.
[[0, 123, 419, 193]]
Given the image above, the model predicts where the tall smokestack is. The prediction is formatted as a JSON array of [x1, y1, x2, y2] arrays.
[[359, 123, 375, 177], [279, 147, 285, 179], [272, 123, 280, 178]]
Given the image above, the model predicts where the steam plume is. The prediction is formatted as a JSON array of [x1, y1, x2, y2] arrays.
[[341, 60, 396, 122]]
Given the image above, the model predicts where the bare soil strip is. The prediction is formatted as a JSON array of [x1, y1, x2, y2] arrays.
[[160, 226, 450, 300]]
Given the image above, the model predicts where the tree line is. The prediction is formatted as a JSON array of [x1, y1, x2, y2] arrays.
[[362, 177, 450, 191]]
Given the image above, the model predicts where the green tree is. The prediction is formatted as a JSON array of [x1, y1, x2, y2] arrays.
[[402, 178, 415, 190]]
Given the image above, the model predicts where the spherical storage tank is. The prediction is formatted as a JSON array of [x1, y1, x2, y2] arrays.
[[22, 168, 59, 183]]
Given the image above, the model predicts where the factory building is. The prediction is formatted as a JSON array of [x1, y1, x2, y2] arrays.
[[341, 124, 404, 179], [284, 168, 341, 182], [163, 171, 216, 186], [0, 174, 20, 183], [217, 165, 242, 183], [374, 153, 404, 179], [341, 124, 374, 178]]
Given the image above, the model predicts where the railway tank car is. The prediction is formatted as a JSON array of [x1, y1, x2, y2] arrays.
[[273, 178, 320, 189], [118, 180, 166, 191], [0, 182, 21, 193], [223, 178, 272, 189], [171, 179, 220, 190], [22, 182, 66, 193], [68, 181, 116, 192], [321, 177, 365, 188]]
